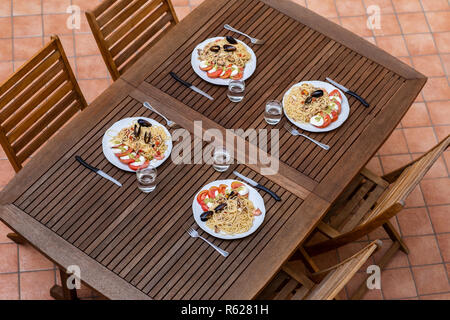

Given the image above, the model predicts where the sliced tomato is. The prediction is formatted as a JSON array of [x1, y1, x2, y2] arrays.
[[115, 147, 132, 158], [129, 160, 149, 171], [197, 190, 209, 205], [231, 181, 244, 189], [219, 68, 232, 79], [154, 154, 164, 160], [318, 112, 332, 128], [209, 186, 220, 199], [119, 153, 136, 164], [330, 110, 338, 122], [200, 64, 213, 71], [207, 68, 223, 78], [330, 98, 342, 114], [253, 208, 262, 216], [329, 89, 343, 101], [218, 184, 228, 194], [231, 71, 243, 80]]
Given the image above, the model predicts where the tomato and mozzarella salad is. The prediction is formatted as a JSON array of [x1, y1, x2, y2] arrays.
[[307, 89, 343, 129]]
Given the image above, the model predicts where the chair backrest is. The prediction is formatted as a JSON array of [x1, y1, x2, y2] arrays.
[[361, 134, 450, 224], [0, 35, 87, 173], [86, 0, 179, 81], [305, 240, 381, 300]]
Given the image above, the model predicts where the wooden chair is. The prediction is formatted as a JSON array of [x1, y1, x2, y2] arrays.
[[0, 35, 87, 300], [299, 134, 450, 299], [86, 0, 179, 81], [0, 35, 87, 173], [258, 240, 382, 300]]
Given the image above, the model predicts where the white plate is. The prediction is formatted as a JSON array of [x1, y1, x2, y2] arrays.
[[191, 37, 257, 86], [192, 179, 266, 240], [282, 80, 350, 133], [102, 117, 172, 172]]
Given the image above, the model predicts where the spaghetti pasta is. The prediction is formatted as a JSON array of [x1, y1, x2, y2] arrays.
[[198, 38, 251, 69]]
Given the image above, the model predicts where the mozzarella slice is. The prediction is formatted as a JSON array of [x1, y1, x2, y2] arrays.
[[330, 95, 342, 104], [112, 145, 129, 154], [200, 61, 209, 69], [230, 65, 239, 77], [329, 101, 339, 112], [109, 140, 123, 148], [130, 156, 146, 167], [237, 186, 249, 197], [120, 152, 136, 161], [207, 66, 217, 74], [310, 115, 324, 127]]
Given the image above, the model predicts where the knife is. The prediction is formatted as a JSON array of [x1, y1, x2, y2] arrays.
[[75, 156, 122, 187], [326, 77, 370, 108], [233, 171, 281, 201], [169, 72, 214, 100]]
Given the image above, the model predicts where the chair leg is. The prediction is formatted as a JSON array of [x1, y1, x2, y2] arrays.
[[50, 268, 78, 300], [7, 232, 26, 245], [383, 221, 409, 254], [298, 247, 320, 274]]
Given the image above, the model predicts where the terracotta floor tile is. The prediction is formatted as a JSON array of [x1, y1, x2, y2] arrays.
[[291, 0, 307, 6], [405, 33, 437, 56], [340, 16, 373, 37], [426, 12, 450, 33], [345, 272, 383, 300], [19, 245, 54, 272], [411, 55, 445, 77], [441, 54, 450, 76], [376, 35, 409, 57], [0, 38, 12, 61], [172, 0, 189, 5], [397, 13, 429, 34], [378, 129, 409, 155], [0, 17, 12, 38], [190, 0, 207, 7], [43, 0, 72, 14], [422, 155, 448, 179], [429, 205, 450, 234], [380, 268, 417, 299], [0, 243, 18, 273], [403, 127, 437, 153], [372, 14, 401, 36], [420, 0, 449, 11], [75, 33, 99, 56], [392, 0, 422, 13], [420, 292, 450, 300], [368, 218, 400, 241], [434, 32, 450, 53], [74, 14, 91, 34], [58, 34, 75, 57], [0, 273, 19, 299], [13, 16, 42, 37], [335, 0, 366, 16], [20, 270, 56, 300], [43, 14, 72, 36], [78, 79, 110, 103], [306, 0, 338, 18], [373, 240, 410, 269], [0, 160, 15, 186], [421, 178, 450, 206], [13, 0, 42, 16], [13, 37, 43, 61], [437, 234, 450, 262], [0, 221, 13, 243], [365, 156, 383, 175], [404, 235, 443, 265], [422, 77, 450, 101], [401, 102, 432, 127], [363, 0, 394, 14], [379, 154, 411, 174], [434, 126, 450, 142], [413, 264, 450, 295], [0, 61, 13, 83], [174, 6, 191, 21], [72, 0, 101, 12], [427, 101, 450, 125], [76, 55, 108, 79], [405, 185, 426, 208], [0, 1, 11, 17], [397, 207, 434, 236]]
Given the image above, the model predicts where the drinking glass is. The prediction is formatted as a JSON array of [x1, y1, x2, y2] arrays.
[[264, 100, 282, 125], [136, 166, 157, 193], [227, 80, 245, 102], [212, 147, 231, 172]]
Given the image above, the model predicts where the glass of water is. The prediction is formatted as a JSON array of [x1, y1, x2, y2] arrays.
[[136, 166, 157, 193], [212, 147, 231, 172], [227, 80, 245, 102], [264, 100, 282, 125]]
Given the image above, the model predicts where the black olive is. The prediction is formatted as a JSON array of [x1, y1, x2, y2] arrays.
[[209, 45, 220, 52], [223, 44, 236, 52], [138, 119, 152, 127], [226, 36, 237, 44]]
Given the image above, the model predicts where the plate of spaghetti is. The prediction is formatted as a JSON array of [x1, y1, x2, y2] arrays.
[[191, 36, 257, 86], [282, 80, 350, 132], [192, 179, 266, 240], [102, 117, 172, 172]]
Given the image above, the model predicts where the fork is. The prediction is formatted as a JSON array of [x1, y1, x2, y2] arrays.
[[284, 122, 330, 150], [187, 227, 229, 257], [143, 101, 175, 127], [224, 24, 265, 44]]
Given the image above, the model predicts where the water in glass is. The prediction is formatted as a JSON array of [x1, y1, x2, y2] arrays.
[[212, 147, 231, 172], [136, 166, 157, 193], [227, 80, 245, 102], [264, 100, 282, 125]]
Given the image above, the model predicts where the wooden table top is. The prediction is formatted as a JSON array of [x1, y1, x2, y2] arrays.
[[0, 0, 426, 300]]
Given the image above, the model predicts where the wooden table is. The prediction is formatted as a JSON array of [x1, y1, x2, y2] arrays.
[[0, 0, 425, 300]]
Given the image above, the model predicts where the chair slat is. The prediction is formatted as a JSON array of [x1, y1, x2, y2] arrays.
[[102, 0, 149, 37], [95, 0, 129, 21]]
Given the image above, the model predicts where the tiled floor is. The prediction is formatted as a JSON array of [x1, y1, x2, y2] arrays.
[[0, 0, 448, 300]]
